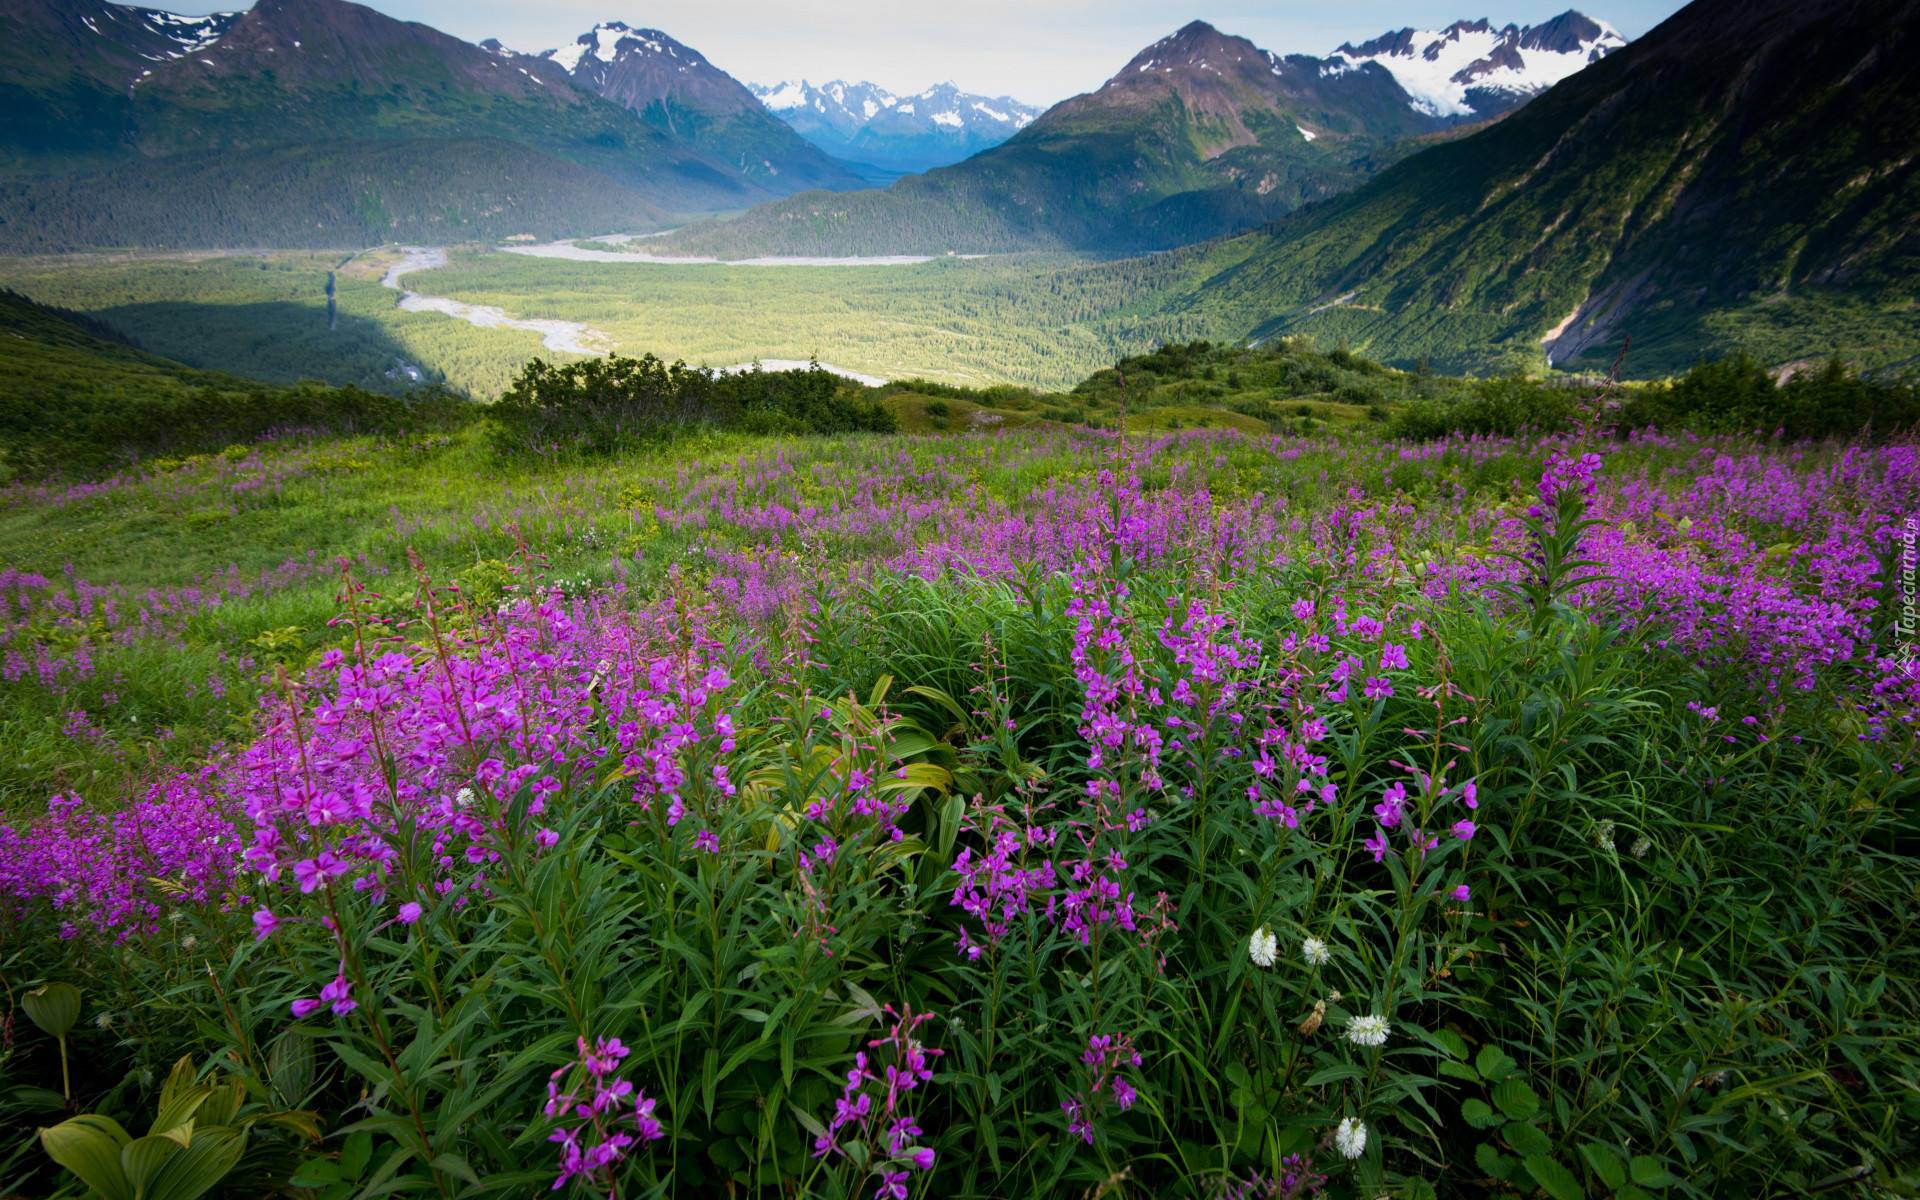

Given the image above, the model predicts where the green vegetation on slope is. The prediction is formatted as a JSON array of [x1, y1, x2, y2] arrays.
[[0, 288, 470, 477], [0, 139, 666, 254], [1136, 0, 1920, 378], [0, 248, 1251, 393], [654, 22, 1462, 258]]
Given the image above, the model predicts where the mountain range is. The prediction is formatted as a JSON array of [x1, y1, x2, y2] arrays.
[[751, 80, 1041, 184], [0, 0, 865, 250], [517, 23, 863, 197], [656, 12, 1627, 257], [1128, 0, 1920, 376]]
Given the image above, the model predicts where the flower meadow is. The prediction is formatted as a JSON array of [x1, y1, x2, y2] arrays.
[[0, 421, 1915, 1199]]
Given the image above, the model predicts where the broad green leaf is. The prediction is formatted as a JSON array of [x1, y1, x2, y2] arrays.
[[341, 1131, 374, 1178], [287, 1159, 345, 1187], [40, 1116, 133, 1200], [1461, 1099, 1503, 1129], [121, 1135, 184, 1193], [1504, 1121, 1554, 1158], [1492, 1078, 1540, 1121], [1581, 1143, 1627, 1188], [1630, 1156, 1679, 1188], [1437, 1060, 1482, 1083], [1523, 1155, 1584, 1200], [22, 982, 82, 1039], [1475, 1045, 1516, 1081], [1474, 1142, 1514, 1181], [144, 1125, 247, 1200]]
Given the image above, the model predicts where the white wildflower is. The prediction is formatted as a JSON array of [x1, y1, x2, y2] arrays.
[[1334, 1116, 1368, 1160], [1345, 1013, 1390, 1048], [95, 1012, 114, 1029], [1595, 820, 1616, 851], [1301, 936, 1331, 966], [456, 787, 476, 808], [1249, 926, 1279, 968], [167, 910, 184, 923], [181, 935, 198, 949], [1631, 835, 1652, 859]]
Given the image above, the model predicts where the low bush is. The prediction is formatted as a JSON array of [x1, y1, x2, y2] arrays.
[[1618, 353, 1920, 439], [489, 356, 896, 457]]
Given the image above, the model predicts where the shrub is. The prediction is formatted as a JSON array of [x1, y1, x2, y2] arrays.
[[489, 356, 896, 457], [1618, 353, 1920, 438]]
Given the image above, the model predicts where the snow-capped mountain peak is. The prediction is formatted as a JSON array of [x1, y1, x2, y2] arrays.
[[748, 79, 1040, 179], [1327, 10, 1624, 118], [538, 21, 687, 75], [749, 79, 1037, 141]]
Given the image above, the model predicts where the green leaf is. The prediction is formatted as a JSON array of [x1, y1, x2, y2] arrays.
[[340, 1131, 373, 1178], [1474, 1142, 1514, 1180], [287, 1159, 345, 1187], [1630, 1156, 1679, 1188], [1492, 1078, 1540, 1121], [1437, 1060, 1482, 1082], [39, 1116, 133, 1200], [1616, 1188, 1655, 1200], [429, 1153, 480, 1186], [1523, 1155, 1584, 1200], [1581, 1143, 1627, 1188], [22, 982, 82, 1039], [1504, 1121, 1554, 1158], [122, 1135, 184, 1193], [1435, 1029, 1470, 1060], [1475, 1045, 1516, 1081], [1461, 1099, 1503, 1129], [1302, 1064, 1365, 1087], [144, 1125, 247, 1200]]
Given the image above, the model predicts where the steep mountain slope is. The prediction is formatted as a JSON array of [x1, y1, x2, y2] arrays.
[[529, 23, 863, 197], [1328, 12, 1624, 119], [0, 137, 663, 251], [1155, 0, 1920, 376], [0, 0, 239, 172], [752, 80, 1039, 180], [657, 15, 1615, 258], [116, 0, 734, 202], [0, 0, 869, 249]]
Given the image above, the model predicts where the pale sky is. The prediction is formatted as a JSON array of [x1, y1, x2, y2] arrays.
[[168, 1, 1694, 105]]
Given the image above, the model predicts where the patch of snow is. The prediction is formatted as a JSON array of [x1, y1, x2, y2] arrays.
[[592, 24, 626, 60], [863, 97, 878, 119], [1296, 124, 1317, 141], [757, 81, 808, 109], [931, 111, 962, 128], [548, 41, 588, 72], [1330, 17, 1626, 118], [896, 103, 914, 114], [972, 102, 1010, 122]]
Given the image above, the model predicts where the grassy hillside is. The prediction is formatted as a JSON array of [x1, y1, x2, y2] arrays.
[[1134, 0, 1920, 377], [0, 287, 467, 476]]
